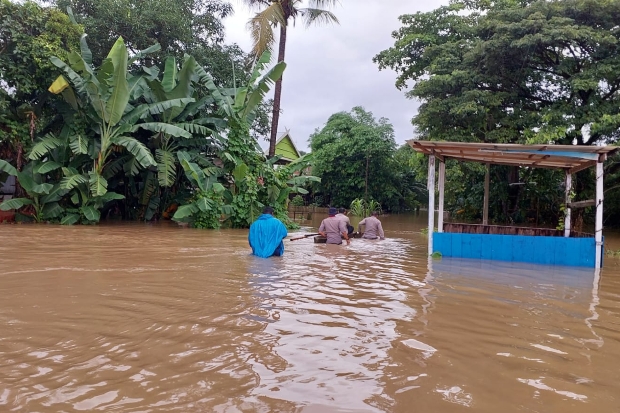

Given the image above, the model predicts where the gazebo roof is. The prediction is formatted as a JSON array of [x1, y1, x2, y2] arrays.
[[407, 140, 619, 173]]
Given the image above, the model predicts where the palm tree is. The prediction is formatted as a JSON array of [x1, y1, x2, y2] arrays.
[[245, 0, 339, 157]]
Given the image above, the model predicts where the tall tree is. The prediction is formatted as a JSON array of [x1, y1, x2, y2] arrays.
[[309, 107, 398, 209], [374, 0, 620, 146], [245, 0, 339, 157]]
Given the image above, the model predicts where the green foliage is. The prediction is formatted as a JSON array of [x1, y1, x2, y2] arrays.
[[349, 198, 382, 217], [310, 107, 419, 211], [375, 0, 620, 145], [291, 195, 304, 206], [0, 0, 82, 162]]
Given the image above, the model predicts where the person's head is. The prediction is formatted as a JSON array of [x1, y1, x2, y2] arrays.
[[263, 206, 274, 215], [371, 210, 379, 217], [338, 208, 346, 214], [328, 207, 337, 217]]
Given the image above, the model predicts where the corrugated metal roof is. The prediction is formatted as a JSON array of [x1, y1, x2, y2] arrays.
[[407, 140, 618, 172]]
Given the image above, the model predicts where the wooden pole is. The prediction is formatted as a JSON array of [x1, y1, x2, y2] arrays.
[[438, 161, 445, 233], [427, 155, 436, 256], [595, 161, 603, 269], [483, 163, 490, 225], [564, 171, 572, 238]]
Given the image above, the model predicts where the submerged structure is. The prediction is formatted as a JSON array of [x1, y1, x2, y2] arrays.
[[408, 141, 618, 268]]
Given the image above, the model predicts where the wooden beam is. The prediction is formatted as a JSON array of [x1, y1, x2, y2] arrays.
[[567, 200, 596, 209], [569, 161, 597, 174]]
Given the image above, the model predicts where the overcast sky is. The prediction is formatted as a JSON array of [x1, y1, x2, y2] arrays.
[[223, 0, 447, 152]]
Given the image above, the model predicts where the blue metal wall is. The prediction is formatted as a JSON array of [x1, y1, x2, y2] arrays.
[[433, 233, 599, 267]]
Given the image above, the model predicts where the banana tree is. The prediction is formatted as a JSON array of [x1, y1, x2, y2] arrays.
[[0, 160, 67, 222], [171, 151, 227, 227], [48, 35, 194, 201]]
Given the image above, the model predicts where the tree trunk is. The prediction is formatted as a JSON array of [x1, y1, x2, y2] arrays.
[[268, 23, 287, 158]]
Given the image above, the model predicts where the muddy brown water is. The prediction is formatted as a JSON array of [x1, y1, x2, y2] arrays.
[[1, 213, 620, 412]]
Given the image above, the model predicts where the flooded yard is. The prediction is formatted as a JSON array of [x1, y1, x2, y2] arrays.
[[1, 214, 619, 412]]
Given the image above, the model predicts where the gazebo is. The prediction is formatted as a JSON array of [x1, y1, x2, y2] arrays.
[[408, 140, 619, 268]]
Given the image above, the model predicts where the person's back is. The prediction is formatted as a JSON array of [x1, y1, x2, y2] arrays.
[[335, 208, 353, 235], [358, 212, 385, 240], [248, 207, 288, 258], [319, 208, 350, 245]]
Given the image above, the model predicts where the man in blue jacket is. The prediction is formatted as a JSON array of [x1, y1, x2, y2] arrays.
[[248, 206, 289, 258]]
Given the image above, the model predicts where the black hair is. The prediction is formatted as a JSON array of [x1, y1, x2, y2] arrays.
[[338, 208, 345, 213], [263, 206, 274, 215], [371, 210, 378, 216]]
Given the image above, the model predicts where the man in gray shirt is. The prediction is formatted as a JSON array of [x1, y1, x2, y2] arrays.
[[335, 207, 354, 235], [319, 208, 350, 245], [358, 211, 385, 240]]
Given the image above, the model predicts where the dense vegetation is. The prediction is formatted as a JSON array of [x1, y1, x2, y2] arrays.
[[0, 0, 315, 228], [374, 0, 620, 227], [308, 107, 426, 213]]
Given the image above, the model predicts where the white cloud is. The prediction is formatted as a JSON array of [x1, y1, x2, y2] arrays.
[[224, 0, 448, 151]]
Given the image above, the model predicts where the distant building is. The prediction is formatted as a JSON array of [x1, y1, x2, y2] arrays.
[[269, 131, 302, 165]]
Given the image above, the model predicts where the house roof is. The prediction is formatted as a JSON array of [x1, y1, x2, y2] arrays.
[[407, 140, 619, 173]]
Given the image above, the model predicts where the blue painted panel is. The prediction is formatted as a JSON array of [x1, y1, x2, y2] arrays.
[[432, 233, 599, 268], [502, 149, 599, 160]]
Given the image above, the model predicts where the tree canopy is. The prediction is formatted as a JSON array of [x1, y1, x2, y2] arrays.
[[374, 0, 620, 145], [310, 107, 408, 210]]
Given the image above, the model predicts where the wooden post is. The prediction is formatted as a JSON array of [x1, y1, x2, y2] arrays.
[[427, 155, 436, 256], [564, 171, 572, 238], [438, 161, 445, 233], [595, 161, 603, 269], [483, 163, 490, 225]]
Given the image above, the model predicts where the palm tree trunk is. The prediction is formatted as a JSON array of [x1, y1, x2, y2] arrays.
[[268, 23, 287, 158]]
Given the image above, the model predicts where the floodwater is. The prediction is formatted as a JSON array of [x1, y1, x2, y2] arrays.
[[1, 214, 620, 413]]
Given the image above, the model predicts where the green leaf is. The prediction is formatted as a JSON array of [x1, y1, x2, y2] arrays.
[[172, 203, 199, 219], [99, 192, 125, 203], [128, 43, 162, 65], [0, 198, 32, 211], [122, 98, 195, 125], [29, 134, 64, 160], [105, 37, 130, 126], [36, 162, 63, 174], [156, 149, 177, 187], [196, 197, 212, 212], [0, 159, 17, 176], [111, 136, 156, 167], [61, 173, 88, 190], [79, 33, 93, 65], [40, 185, 69, 204], [31, 183, 53, 195], [16, 171, 35, 193], [69, 134, 88, 155], [132, 122, 192, 139], [88, 172, 108, 197], [212, 182, 225, 193], [81, 206, 101, 222], [232, 163, 248, 184], [61, 213, 80, 225], [242, 61, 286, 119], [42, 202, 64, 219], [162, 57, 177, 93]]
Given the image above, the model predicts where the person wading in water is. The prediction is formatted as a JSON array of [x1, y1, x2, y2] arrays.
[[358, 211, 385, 240], [248, 206, 288, 258], [319, 207, 350, 245], [335, 207, 354, 236]]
